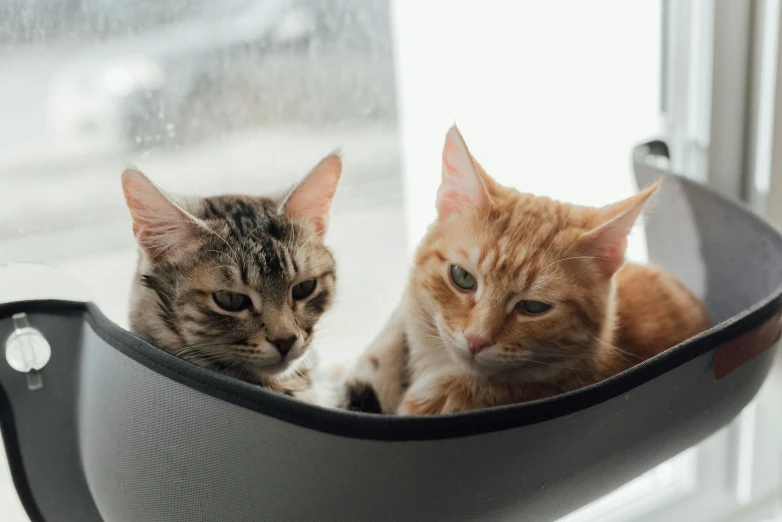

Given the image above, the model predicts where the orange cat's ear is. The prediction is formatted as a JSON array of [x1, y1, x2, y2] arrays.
[[581, 179, 662, 275], [283, 152, 342, 234], [436, 125, 490, 220], [121, 168, 205, 262]]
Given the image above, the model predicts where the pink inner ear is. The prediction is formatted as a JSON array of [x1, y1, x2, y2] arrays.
[[437, 126, 487, 220], [121, 169, 198, 261], [585, 184, 659, 276], [309, 216, 327, 234], [436, 185, 474, 219], [442, 139, 465, 178], [287, 198, 330, 233], [584, 216, 633, 276], [597, 244, 627, 275], [284, 153, 341, 233]]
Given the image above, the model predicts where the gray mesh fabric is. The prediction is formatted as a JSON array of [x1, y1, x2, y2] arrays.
[[76, 325, 774, 522]]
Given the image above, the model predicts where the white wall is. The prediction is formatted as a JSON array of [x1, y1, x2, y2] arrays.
[[392, 0, 661, 262]]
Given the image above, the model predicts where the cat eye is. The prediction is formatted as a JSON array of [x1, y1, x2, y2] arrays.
[[212, 291, 251, 312], [450, 265, 477, 291], [518, 300, 553, 315], [291, 279, 317, 300]]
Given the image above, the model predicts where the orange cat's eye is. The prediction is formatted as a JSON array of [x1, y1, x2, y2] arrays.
[[518, 300, 552, 315], [450, 265, 477, 291]]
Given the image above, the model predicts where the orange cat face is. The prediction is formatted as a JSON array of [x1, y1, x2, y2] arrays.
[[409, 126, 659, 381]]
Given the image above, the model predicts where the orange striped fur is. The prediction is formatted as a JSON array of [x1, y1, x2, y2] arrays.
[[354, 126, 709, 415]]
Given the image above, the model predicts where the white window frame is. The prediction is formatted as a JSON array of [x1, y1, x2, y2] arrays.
[[615, 1, 782, 520]]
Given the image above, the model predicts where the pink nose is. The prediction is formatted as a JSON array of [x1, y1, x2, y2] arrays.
[[465, 333, 492, 354]]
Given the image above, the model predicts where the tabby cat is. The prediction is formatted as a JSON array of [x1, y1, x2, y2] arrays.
[[348, 126, 710, 415], [122, 154, 342, 406]]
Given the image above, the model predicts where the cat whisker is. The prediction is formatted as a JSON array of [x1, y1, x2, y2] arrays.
[[515, 357, 593, 373], [287, 223, 296, 246], [172, 341, 246, 360], [241, 224, 267, 254], [292, 365, 307, 381], [205, 249, 235, 262], [410, 318, 439, 336], [411, 317, 438, 330], [223, 359, 246, 373], [299, 230, 320, 250], [465, 213, 479, 239], [178, 217, 240, 266], [236, 362, 250, 382], [588, 334, 644, 360], [528, 349, 592, 359], [416, 334, 446, 342], [206, 264, 234, 272], [540, 207, 573, 262], [540, 255, 605, 273]]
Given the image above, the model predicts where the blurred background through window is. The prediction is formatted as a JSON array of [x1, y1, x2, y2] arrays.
[[0, 1, 780, 521]]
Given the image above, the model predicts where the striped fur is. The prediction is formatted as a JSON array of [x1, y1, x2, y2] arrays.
[[348, 126, 710, 415], [123, 155, 343, 406]]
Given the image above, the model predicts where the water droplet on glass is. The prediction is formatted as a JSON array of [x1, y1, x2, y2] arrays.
[[165, 123, 176, 130], [135, 136, 142, 144], [158, 111, 165, 119]]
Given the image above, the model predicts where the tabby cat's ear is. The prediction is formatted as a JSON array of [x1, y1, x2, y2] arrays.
[[121, 168, 205, 262], [437, 125, 490, 220], [283, 153, 342, 234], [581, 179, 663, 275]]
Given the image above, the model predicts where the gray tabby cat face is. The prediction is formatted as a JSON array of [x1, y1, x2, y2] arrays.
[[122, 155, 341, 382]]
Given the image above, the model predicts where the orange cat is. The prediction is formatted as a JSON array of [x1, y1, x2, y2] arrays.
[[347, 126, 710, 415]]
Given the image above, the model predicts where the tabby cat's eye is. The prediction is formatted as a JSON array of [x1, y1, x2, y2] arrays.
[[518, 300, 552, 315], [291, 279, 317, 300], [450, 265, 477, 291], [212, 291, 250, 312]]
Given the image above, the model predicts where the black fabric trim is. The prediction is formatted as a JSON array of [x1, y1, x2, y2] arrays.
[[0, 294, 780, 442], [0, 299, 86, 318], [81, 294, 782, 441], [0, 300, 83, 522], [0, 381, 45, 522]]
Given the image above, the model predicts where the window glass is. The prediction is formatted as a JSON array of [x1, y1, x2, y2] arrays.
[[0, 0, 405, 360], [0, 2, 693, 522]]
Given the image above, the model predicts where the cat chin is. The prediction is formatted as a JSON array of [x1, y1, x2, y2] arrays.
[[447, 346, 495, 375], [449, 348, 526, 378], [256, 350, 312, 378], [252, 358, 302, 377], [254, 362, 291, 376]]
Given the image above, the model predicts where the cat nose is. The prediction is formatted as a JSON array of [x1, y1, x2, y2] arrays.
[[465, 333, 492, 354], [268, 336, 297, 356]]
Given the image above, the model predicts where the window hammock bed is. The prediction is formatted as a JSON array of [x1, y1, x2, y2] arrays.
[[1, 141, 780, 522]]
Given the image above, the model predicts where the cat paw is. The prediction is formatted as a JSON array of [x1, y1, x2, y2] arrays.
[[345, 381, 383, 414]]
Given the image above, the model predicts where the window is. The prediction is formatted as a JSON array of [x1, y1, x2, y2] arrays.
[[0, 0, 404, 366], [1, 1, 780, 521]]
